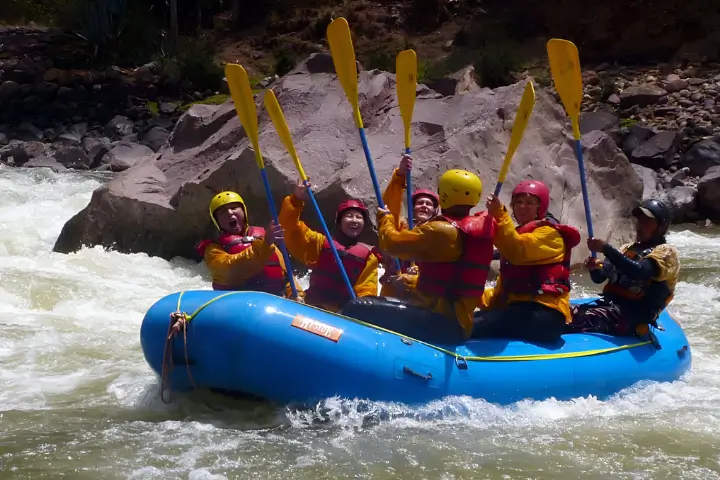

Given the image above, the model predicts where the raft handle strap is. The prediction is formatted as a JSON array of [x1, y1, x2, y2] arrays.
[[403, 365, 433, 381], [455, 356, 468, 370]]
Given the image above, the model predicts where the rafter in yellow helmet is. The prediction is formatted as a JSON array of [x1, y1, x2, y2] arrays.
[[209, 191, 248, 231], [438, 169, 483, 209]]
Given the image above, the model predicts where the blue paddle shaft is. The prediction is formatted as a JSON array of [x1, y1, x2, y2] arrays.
[[358, 128, 385, 208], [405, 147, 414, 230], [357, 127, 401, 271], [259, 169, 299, 299], [574, 139, 596, 258], [305, 182, 356, 300], [493, 181, 503, 197]]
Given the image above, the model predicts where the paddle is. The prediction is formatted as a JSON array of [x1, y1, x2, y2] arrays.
[[396, 49, 418, 230], [326, 17, 387, 211], [224, 63, 300, 300], [263, 88, 356, 300], [327, 17, 401, 271], [546, 39, 595, 257], [493, 81, 536, 196]]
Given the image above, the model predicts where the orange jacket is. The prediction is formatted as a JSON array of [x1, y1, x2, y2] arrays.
[[202, 239, 303, 299], [279, 194, 379, 312]]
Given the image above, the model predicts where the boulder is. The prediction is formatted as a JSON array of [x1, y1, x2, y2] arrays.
[[53, 55, 644, 266], [697, 165, 720, 219], [683, 138, 720, 176], [619, 84, 668, 108], [651, 186, 699, 223], [101, 141, 155, 172], [628, 130, 680, 169], [23, 155, 67, 173], [425, 66, 479, 97], [631, 164, 660, 198]]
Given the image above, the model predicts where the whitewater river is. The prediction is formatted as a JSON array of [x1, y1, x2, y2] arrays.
[[1, 165, 720, 479]]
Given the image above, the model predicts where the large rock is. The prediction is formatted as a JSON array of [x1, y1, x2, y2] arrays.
[[697, 165, 720, 219], [683, 138, 720, 176], [631, 164, 660, 198], [53, 54, 644, 266], [628, 130, 680, 169], [651, 186, 699, 223]]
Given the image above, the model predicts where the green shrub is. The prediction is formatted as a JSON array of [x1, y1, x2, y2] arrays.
[[161, 35, 224, 91]]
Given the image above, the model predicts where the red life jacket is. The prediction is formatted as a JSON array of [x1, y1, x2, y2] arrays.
[[196, 226, 286, 294], [305, 238, 373, 306], [416, 212, 496, 298], [499, 219, 581, 296]]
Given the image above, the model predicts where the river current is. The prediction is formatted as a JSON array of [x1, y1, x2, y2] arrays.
[[1, 165, 719, 479]]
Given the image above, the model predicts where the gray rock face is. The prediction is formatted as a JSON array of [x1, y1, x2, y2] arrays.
[[53, 54, 644, 265]]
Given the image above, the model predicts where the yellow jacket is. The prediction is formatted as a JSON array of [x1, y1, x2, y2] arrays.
[[377, 211, 484, 336], [479, 208, 571, 322], [382, 168, 408, 229], [203, 239, 303, 299], [379, 168, 414, 298], [278, 195, 379, 312]]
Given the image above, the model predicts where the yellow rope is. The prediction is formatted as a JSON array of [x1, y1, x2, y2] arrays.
[[172, 291, 653, 362]]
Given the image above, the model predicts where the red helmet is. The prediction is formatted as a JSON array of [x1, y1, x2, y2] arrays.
[[512, 180, 550, 218], [412, 189, 439, 207], [336, 199, 369, 226]]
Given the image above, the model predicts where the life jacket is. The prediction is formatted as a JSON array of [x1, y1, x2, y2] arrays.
[[415, 212, 496, 298], [196, 226, 286, 294], [499, 219, 581, 296], [602, 242, 674, 321], [305, 238, 373, 306]]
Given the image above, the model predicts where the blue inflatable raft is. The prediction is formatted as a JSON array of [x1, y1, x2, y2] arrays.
[[140, 290, 692, 406]]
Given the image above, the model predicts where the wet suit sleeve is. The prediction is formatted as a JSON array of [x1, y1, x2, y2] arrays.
[[492, 209, 565, 265], [377, 211, 462, 262], [278, 195, 326, 266], [382, 168, 408, 229], [204, 239, 273, 285], [601, 243, 660, 281]]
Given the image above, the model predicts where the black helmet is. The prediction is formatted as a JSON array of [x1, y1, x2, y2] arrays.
[[632, 199, 672, 234]]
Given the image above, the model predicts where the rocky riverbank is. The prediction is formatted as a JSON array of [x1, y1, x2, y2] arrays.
[[572, 62, 720, 224], [0, 25, 225, 172]]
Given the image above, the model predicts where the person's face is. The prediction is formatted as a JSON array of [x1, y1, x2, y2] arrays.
[[215, 203, 246, 234], [339, 209, 365, 238], [413, 195, 436, 222], [635, 213, 658, 243], [511, 193, 540, 225]]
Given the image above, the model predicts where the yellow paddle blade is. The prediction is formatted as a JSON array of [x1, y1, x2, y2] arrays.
[[225, 63, 264, 168], [546, 38, 583, 140], [396, 49, 417, 150], [326, 17, 363, 128], [263, 89, 308, 181], [497, 81, 536, 183]]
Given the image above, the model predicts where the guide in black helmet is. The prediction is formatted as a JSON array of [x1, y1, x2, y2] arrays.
[[567, 198, 680, 337]]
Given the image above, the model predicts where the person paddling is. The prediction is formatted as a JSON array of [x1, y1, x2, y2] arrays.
[[472, 180, 581, 344], [567, 199, 680, 337], [377, 169, 496, 338], [197, 191, 303, 297], [278, 181, 380, 312], [378, 154, 440, 298]]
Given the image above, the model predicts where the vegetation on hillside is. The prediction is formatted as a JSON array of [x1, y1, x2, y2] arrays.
[[1, 0, 549, 91]]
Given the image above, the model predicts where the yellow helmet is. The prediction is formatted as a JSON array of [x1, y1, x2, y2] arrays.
[[438, 169, 483, 209], [209, 191, 248, 231]]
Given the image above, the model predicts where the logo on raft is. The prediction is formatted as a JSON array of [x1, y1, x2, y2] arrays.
[[291, 315, 344, 342]]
